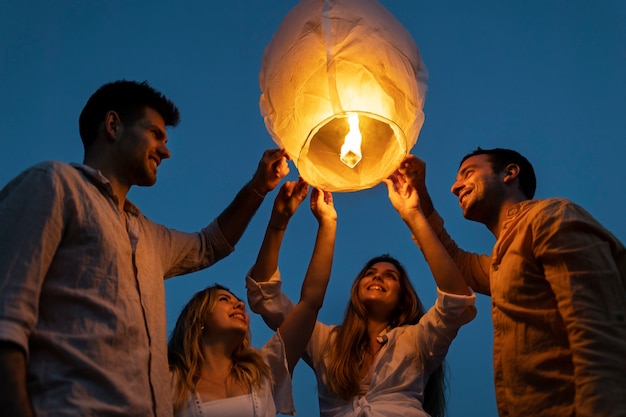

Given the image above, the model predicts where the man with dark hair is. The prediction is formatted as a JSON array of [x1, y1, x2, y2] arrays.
[[398, 148, 626, 416], [0, 80, 289, 417]]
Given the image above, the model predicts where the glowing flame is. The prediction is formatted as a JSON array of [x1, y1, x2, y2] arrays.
[[340, 114, 363, 168]]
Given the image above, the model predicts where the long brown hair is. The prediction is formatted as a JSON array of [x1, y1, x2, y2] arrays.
[[167, 284, 272, 411], [325, 255, 447, 417]]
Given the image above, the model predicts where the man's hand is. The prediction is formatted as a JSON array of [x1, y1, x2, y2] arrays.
[[398, 154, 427, 190], [251, 148, 290, 195], [392, 154, 434, 217]]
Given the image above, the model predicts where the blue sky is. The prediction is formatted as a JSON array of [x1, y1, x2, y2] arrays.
[[1, 1, 625, 416]]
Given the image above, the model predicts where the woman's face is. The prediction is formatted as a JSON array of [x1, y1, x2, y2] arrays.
[[204, 289, 249, 335], [357, 261, 402, 317]]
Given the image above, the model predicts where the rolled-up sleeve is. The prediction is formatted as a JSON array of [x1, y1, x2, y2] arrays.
[[0, 165, 64, 355], [412, 288, 477, 375], [246, 268, 295, 330]]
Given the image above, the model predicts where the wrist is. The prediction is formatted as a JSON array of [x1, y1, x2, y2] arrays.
[[268, 224, 287, 230], [248, 181, 267, 199]]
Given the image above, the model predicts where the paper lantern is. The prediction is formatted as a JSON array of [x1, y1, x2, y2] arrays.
[[259, 0, 428, 192]]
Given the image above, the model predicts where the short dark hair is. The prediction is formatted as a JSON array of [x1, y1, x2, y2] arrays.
[[461, 147, 536, 199], [78, 80, 181, 150]]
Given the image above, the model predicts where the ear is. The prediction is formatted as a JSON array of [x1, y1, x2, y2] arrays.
[[104, 111, 121, 140], [502, 163, 520, 184]]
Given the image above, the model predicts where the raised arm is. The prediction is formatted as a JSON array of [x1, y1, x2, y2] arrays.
[[277, 188, 337, 372], [251, 177, 309, 283], [384, 172, 471, 296], [217, 148, 289, 246]]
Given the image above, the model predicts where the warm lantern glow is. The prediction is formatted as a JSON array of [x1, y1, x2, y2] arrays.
[[260, 0, 428, 192], [340, 114, 362, 168]]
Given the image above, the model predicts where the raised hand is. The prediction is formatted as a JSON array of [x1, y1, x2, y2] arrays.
[[383, 172, 422, 221], [310, 188, 337, 225], [250, 148, 290, 195], [269, 177, 309, 229], [397, 154, 426, 190]]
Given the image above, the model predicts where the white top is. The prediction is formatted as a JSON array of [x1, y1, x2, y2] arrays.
[[247, 269, 477, 417], [198, 393, 253, 417], [173, 332, 295, 417]]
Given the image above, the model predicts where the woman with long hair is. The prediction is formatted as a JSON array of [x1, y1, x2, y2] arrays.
[[246, 168, 476, 417], [168, 179, 337, 416]]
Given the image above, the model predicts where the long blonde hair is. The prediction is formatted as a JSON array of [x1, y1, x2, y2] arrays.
[[168, 285, 272, 411], [325, 255, 447, 417]]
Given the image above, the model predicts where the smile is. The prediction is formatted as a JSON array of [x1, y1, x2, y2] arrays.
[[230, 313, 246, 321], [459, 190, 471, 206]]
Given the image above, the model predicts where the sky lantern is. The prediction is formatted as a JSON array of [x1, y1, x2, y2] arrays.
[[259, 0, 428, 192]]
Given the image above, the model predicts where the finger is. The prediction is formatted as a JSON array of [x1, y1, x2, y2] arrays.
[[282, 181, 296, 197], [324, 191, 333, 206], [382, 178, 396, 196]]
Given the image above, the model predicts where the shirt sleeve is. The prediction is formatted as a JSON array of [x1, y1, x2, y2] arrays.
[[0, 165, 64, 354], [262, 331, 295, 416], [533, 200, 626, 415], [246, 268, 295, 331], [412, 288, 477, 375], [160, 219, 235, 278], [427, 210, 492, 295]]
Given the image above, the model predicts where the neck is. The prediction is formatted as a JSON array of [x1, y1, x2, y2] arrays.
[[202, 344, 235, 376], [83, 155, 130, 211], [487, 195, 528, 238], [366, 319, 389, 341]]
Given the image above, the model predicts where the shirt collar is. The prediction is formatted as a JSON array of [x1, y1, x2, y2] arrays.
[[70, 163, 140, 216]]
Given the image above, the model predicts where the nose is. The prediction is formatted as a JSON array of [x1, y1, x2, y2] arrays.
[[372, 273, 383, 282], [233, 300, 245, 310], [158, 143, 171, 160], [451, 179, 462, 196]]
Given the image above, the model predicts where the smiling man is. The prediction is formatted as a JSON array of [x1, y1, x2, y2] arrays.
[[401, 148, 626, 417], [0, 80, 289, 417]]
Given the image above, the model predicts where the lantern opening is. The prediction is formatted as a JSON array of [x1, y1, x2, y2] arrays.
[[339, 114, 363, 168], [295, 111, 407, 192]]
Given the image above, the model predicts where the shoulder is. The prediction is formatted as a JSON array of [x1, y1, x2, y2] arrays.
[[1, 161, 75, 194], [530, 198, 595, 222]]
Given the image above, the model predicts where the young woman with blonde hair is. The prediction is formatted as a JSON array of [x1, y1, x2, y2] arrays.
[[168, 179, 336, 416]]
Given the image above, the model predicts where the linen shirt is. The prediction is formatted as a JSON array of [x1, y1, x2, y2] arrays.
[[430, 198, 626, 417], [246, 270, 476, 417], [0, 161, 234, 417], [174, 331, 295, 417]]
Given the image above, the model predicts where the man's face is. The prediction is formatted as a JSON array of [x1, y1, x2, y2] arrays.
[[450, 154, 505, 223], [115, 107, 170, 187]]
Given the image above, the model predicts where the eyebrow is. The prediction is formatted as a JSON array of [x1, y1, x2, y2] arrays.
[[217, 291, 242, 302], [367, 267, 399, 276]]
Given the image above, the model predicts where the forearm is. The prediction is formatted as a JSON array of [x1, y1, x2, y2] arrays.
[[404, 211, 471, 295], [251, 213, 290, 283], [217, 181, 265, 246], [427, 210, 492, 294], [0, 342, 35, 417], [299, 219, 337, 310]]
